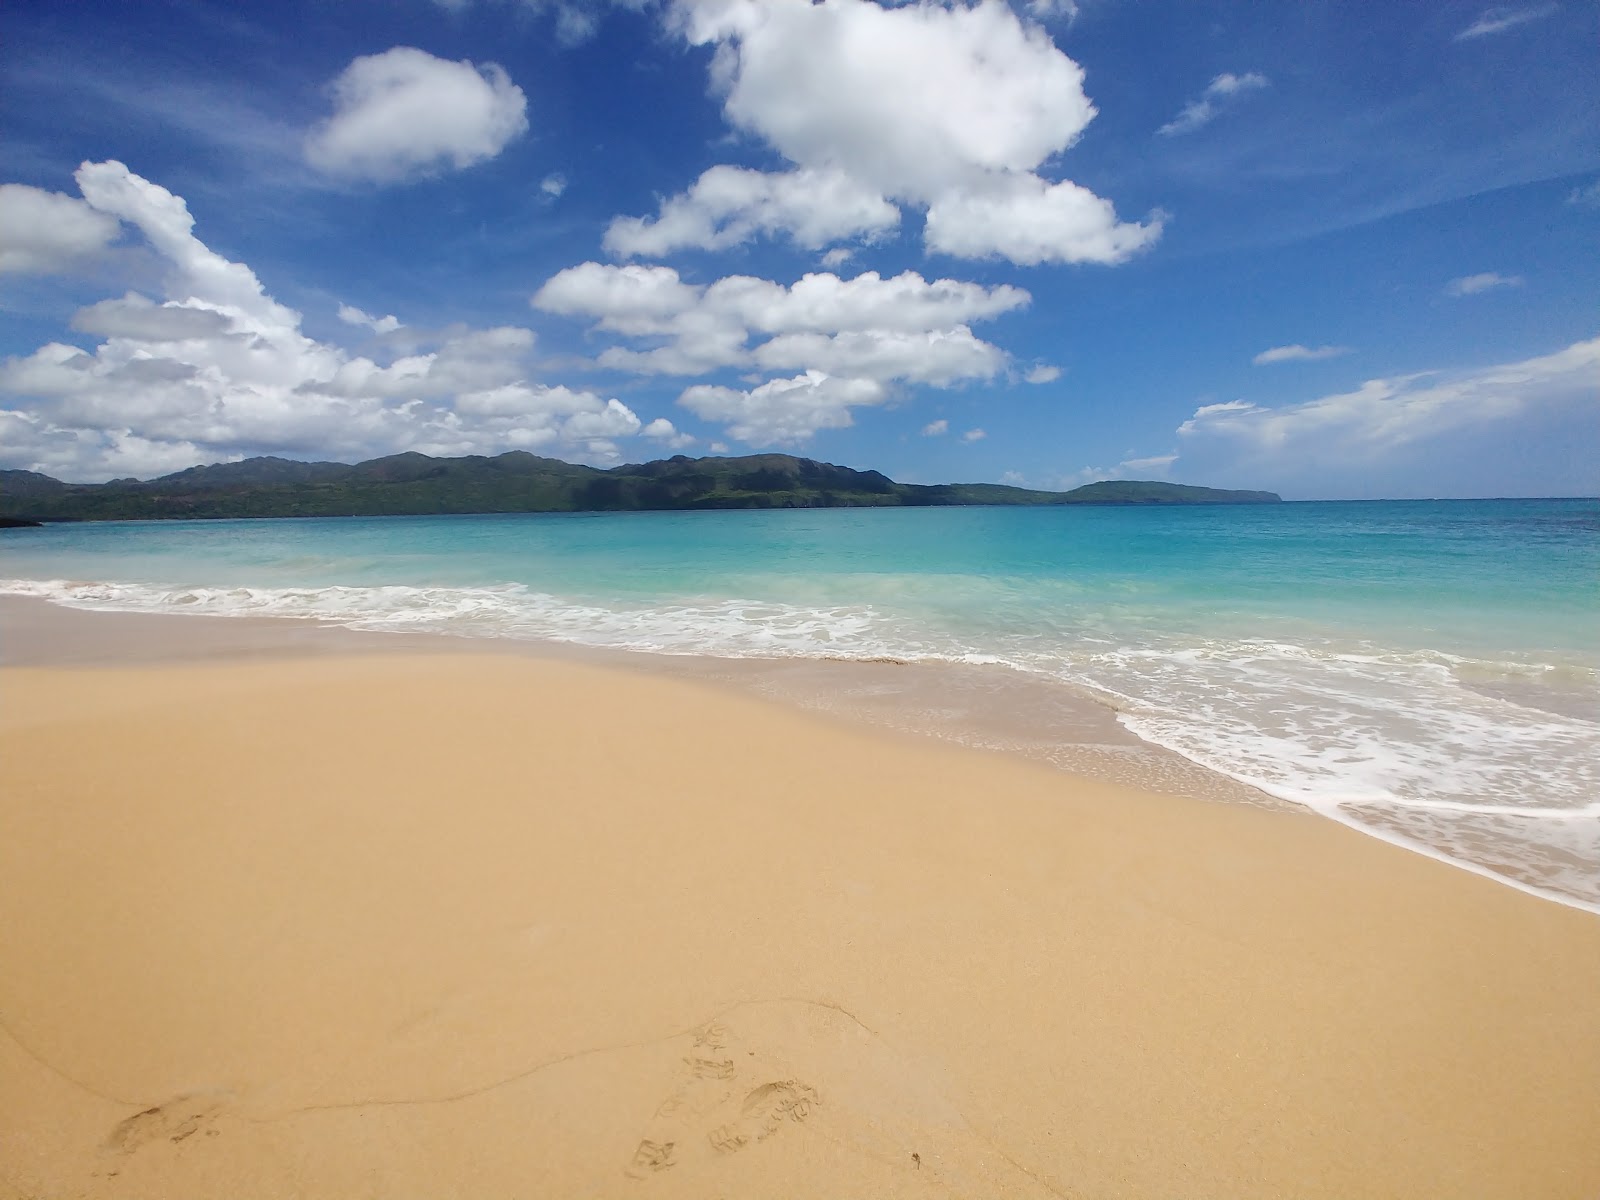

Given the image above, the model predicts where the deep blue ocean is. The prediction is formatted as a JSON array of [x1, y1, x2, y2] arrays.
[[5, 499, 1596, 911]]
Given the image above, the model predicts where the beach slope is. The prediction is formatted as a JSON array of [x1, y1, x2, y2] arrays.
[[2, 652, 1597, 1198]]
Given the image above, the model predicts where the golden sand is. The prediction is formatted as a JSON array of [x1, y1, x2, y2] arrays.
[[2, 649, 1597, 1198]]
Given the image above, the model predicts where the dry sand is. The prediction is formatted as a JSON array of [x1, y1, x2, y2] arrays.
[[2, 630, 1598, 1197]]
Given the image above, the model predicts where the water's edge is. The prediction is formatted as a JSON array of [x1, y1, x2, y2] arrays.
[[5, 593, 1593, 919]]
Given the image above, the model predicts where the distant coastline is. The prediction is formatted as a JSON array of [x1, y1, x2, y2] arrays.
[[0, 451, 1282, 522]]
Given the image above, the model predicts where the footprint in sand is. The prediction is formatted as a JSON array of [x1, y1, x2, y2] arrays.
[[620, 1000, 1063, 1197], [105, 1095, 222, 1155], [626, 1020, 821, 1180], [707, 1080, 820, 1154], [624, 1138, 678, 1177]]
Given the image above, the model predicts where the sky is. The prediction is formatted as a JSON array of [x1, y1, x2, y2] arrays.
[[0, 0, 1595, 499]]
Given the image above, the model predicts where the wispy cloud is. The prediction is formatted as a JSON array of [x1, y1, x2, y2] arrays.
[[1062, 453, 1177, 488], [1567, 180, 1600, 207], [1158, 72, 1269, 137], [1024, 364, 1062, 384], [1454, 4, 1558, 40], [1026, 0, 1081, 22], [1445, 272, 1524, 296], [1176, 336, 1599, 497], [1253, 344, 1351, 365], [921, 418, 949, 436], [962, 428, 987, 442]]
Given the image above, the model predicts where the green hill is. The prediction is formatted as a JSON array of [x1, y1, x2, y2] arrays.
[[0, 452, 1281, 522]]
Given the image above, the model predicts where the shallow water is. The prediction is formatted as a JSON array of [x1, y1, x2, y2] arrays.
[[5, 499, 1596, 910]]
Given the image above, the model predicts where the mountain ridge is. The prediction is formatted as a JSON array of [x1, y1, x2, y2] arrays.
[[0, 452, 1281, 522]]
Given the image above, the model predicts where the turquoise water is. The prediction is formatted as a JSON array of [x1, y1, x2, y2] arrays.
[[4, 499, 1597, 910]]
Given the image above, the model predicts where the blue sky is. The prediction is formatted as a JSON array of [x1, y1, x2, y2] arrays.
[[0, 0, 1595, 498]]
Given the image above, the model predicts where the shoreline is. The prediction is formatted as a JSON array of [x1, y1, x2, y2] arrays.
[[7, 593, 1596, 917], [2, 618, 1598, 1196], [0, 593, 1291, 811]]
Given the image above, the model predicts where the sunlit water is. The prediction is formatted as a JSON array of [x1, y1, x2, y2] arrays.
[[5, 500, 1596, 911]]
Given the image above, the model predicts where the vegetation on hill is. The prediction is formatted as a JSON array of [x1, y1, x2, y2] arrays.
[[0, 452, 1281, 522]]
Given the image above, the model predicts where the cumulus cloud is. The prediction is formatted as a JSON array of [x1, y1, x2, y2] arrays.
[[676, 0, 1091, 194], [614, 0, 1156, 265], [753, 326, 1007, 386], [641, 416, 696, 448], [1445, 272, 1524, 296], [71, 293, 234, 341], [540, 172, 568, 197], [0, 183, 121, 274], [925, 173, 1162, 265], [0, 162, 668, 481], [1253, 343, 1350, 365], [534, 262, 1026, 383], [1024, 364, 1062, 384], [305, 47, 528, 183], [337, 303, 403, 335], [679, 370, 887, 445], [962, 428, 987, 442], [1454, 4, 1558, 40], [1176, 336, 1600, 497], [604, 165, 900, 257], [1158, 72, 1269, 137], [921, 418, 949, 436]]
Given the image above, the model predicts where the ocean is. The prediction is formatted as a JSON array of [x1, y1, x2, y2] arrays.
[[4, 499, 1596, 912]]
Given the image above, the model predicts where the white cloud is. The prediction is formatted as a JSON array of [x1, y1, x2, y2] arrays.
[[921, 418, 949, 436], [753, 326, 1007, 386], [532, 262, 701, 335], [642, 416, 697, 449], [534, 263, 1026, 385], [924, 173, 1163, 265], [337, 303, 403, 335], [1000, 469, 1027, 484], [1176, 336, 1600, 496], [679, 370, 887, 445], [1445, 272, 1524, 296], [676, 0, 1092, 196], [1062, 452, 1177, 487], [603, 165, 899, 257], [624, 0, 1156, 266], [305, 47, 529, 183], [1122, 453, 1178, 473], [1568, 181, 1600, 207], [0, 183, 121, 275], [0, 163, 668, 481], [820, 247, 854, 268], [70, 293, 234, 341], [1158, 72, 1269, 137], [1187, 399, 1256, 421], [1253, 343, 1351, 365], [540, 172, 568, 197], [1026, 0, 1080, 20], [1454, 5, 1558, 40], [1024, 364, 1062, 384], [962, 428, 987, 442]]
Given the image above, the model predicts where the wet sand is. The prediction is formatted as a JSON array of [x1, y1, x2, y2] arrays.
[[2, 602, 1597, 1198]]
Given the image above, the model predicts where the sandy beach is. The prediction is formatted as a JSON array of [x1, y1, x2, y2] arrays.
[[2, 607, 1598, 1199]]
